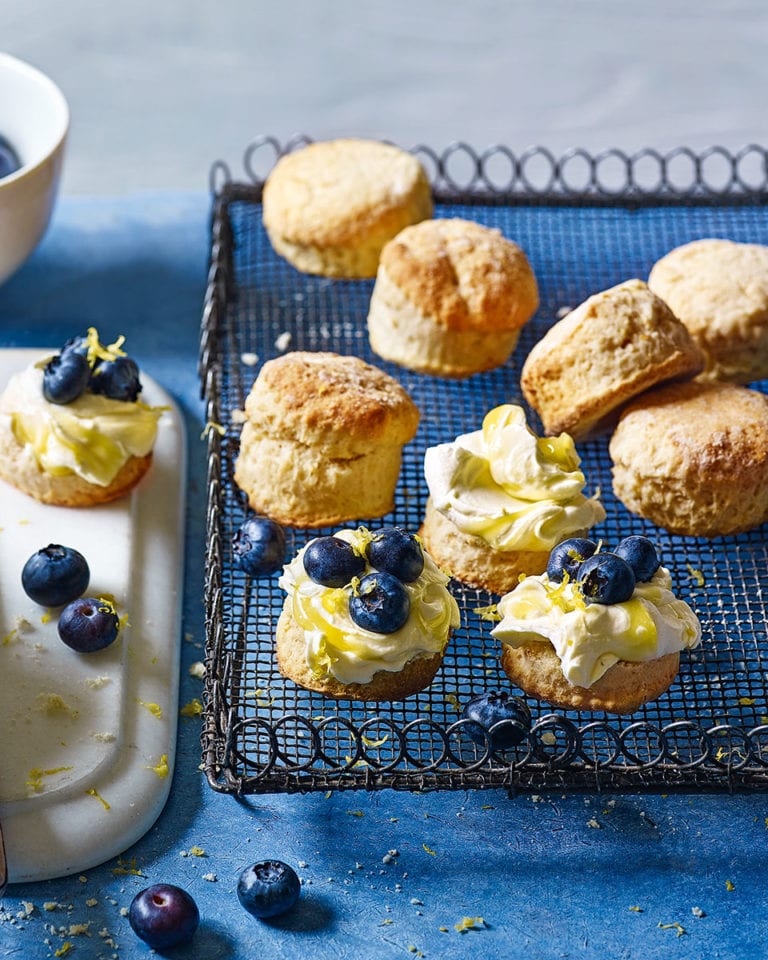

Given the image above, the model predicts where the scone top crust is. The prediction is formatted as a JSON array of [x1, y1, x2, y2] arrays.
[[243, 351, 420, 454], [647, 238, 768, 381], [379, 218, 539, 333], [262, 139, 433, 248], [610, 379, 768, 482], [520, 278, 704, 437]]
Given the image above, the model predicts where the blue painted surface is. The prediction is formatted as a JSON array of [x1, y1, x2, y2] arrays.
[[0, 195, 766, 960]]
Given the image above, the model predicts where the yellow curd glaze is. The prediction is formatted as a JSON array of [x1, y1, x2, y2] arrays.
[[1, 365, 163, 486], [279, 528, 460, 685], [492, 567, 701, 688], [424, 404, 605, 551]]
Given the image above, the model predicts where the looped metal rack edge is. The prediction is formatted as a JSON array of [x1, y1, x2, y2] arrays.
[[200, 140, 768, 795]]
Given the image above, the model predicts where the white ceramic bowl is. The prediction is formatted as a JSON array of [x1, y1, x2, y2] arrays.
[[0, 53, 69, 285]]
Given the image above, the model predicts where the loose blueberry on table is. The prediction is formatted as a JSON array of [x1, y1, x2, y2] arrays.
[[237, 860, 301, 919], [349, 571, 411, 633], [546, 537, 598, 583], [615, 535, 660, 582], [365, 526, 424, 582], [0, 134, 20, 179], [233, 516, 286, 576], [21, 544, 90, 607], [461, 691, 532, 750], [128, 883, 200, 950], [303, 536, 366, 587], [577, 553, 636, 605], [58, 597, 120, 653]]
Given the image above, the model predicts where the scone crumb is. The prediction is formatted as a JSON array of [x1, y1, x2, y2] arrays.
[[454, 916, 485, 933], [691, 906, 706, 918], [231, 408, 247, 424], [274, 331, 292, 352], [189, 661, 206, 678], [241, 352, 259, 366], [202, 872, 217, 882]]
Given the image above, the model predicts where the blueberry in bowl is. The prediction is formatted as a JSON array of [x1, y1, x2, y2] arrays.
[[58, 597, 121, 653], [21, 544, 89, 607], [128, 883, 199, 950], [237, 860, 301, 919], [365, 526, 424, 582], [233, 516, 286, 576], [303, 535, 366, 587], [349, 571, 411, 634], [461, 691, 532, 750]]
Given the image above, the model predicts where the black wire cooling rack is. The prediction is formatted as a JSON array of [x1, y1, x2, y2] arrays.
[[200, 140, 768, 795]]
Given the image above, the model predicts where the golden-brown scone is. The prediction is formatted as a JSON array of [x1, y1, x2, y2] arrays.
[[262, 139, 433, 278], [233, 351, 420, 527], [520, 279, 705, 440], [276, 607, 444, 701], [420, 497, 551, 594], [609, 380, 768, 537], [648, 238, 768, 383], [367, 218, 539, 377], [500, 644, 680, 714], [0, 425, 152, 506]]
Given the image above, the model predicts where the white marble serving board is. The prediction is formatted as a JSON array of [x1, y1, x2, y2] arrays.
[[0, 349, 186, 882]]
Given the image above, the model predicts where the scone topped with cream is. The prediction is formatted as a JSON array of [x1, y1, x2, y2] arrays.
[[492, 536, 702, 714], [421, 404, 605, 594], [277, 526, 460, 701], [0, 329, 164, 506]]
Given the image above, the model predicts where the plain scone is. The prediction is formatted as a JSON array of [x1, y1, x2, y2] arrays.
[[609, 380, 768, 537], [233, 352, 420, 527], [261, 139, 433, 278], [367, 218, 539, 377], [648, 238, 768, 383], [520, 279, 704, 440], [500, 644, 681, 714]]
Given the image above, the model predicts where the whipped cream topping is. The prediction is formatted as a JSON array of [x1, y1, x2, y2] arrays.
[[1, 365, 163, 486], [491, 566, 702, 688], [279, 528, 460, 685], [424, 404, 605, 552]]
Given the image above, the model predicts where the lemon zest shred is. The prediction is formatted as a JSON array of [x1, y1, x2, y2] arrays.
[[686, 563, 705, 587], [422, 843, 437, 857], [137, 699, 163, 719], [200, 420, 226, 440], [361, 734, 389, 748], [146, 754, 169, 778], [180, 698, 203, 718], [112, 857, 145, 877], [472, 604, 501, 623], [658, 921, 686, 937], [26, 766, 73, 793], [86, 788, 111, 811], [455, 916, 485, 932]]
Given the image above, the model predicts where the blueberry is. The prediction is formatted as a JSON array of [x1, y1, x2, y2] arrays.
[[577, 553, 636, 605], [60, 334, 90, 359], [58, 597, 120, 653], [128, 883, 199, 950], [237, 860, 301, 919], [546, 537, 598, 583], [42, 351, 91, 404], [89, 355, 142, 401], [365, 527, 424, 582], [349, 571, 410, 634], [21, 544, 90, 607], [0, 135, 20, 179], [303, 536, 365, 587], [461, 691, 532, 750], [233, 516, 286, 576], [615, 535, 660, 582]]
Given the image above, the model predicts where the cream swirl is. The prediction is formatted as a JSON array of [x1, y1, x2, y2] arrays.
[[278, 528, 460, 685], [1, 365, 163, 486], [424, 404, 605, 551], [491, 567, 702, 688]]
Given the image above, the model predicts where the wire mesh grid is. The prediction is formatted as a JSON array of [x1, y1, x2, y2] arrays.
[[201, 145, 768, 795]]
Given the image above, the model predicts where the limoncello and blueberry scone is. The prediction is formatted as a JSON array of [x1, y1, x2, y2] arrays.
[[0, 329, 165, 506], [277, 526, 460, 701], [420, 404, 606, 595], [491, 535, 702, 714]]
